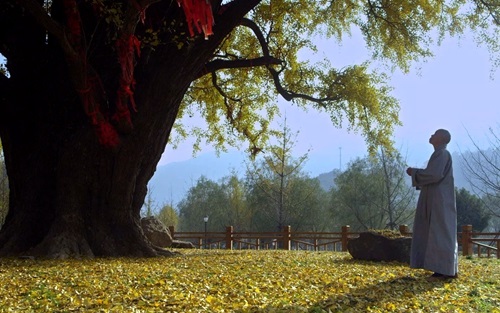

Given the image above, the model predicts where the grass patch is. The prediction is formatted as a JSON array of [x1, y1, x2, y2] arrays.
[[0, 250, 499, 312]]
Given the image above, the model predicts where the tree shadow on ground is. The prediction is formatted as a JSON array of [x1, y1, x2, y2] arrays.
[[308, 275, 448, 313], [233, 262, 450, 313]]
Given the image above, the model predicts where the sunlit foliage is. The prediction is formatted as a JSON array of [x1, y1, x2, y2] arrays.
[[173, 0, 499, 156], [156, 205, 179, 230]]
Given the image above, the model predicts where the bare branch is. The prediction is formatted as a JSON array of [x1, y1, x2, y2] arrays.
[[460, 127, 500, 217]]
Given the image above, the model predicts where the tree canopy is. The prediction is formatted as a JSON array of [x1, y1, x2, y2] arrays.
[[173, 0, 500, 155]]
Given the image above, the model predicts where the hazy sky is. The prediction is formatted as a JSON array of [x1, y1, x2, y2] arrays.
[[159, 30, 499, 176]]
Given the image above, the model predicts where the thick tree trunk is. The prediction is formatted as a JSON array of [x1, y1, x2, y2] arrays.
[[0, 76, 179, 258], [0, 76, 188, 258]]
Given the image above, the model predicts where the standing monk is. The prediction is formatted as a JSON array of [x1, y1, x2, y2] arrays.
[[406, 129, 458, 281]]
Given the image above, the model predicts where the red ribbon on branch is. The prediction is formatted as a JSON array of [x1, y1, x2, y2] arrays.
[[177, 0, 214, 39]]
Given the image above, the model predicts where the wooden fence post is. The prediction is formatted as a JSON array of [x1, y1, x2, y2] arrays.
[[341, 225, 350, 252], [283, 225, 291, 250], [497, 241, 500, 259], [226, 226, 233, 250], [462, 225, 473, 256], [399, 225, 410, 236], [168, 226, 175, 239]]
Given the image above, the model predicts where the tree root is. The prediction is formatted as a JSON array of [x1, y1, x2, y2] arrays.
[[153, 245, 181, 257]]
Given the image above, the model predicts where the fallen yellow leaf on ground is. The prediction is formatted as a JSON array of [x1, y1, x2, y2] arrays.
[[0, 250, 498, 312]]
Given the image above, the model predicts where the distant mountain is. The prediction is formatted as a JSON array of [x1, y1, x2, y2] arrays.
[[149, 150, 337, 205], [315, 152, 471, 192], [149, 151, 247, 206], [317, 170, 339, 191]]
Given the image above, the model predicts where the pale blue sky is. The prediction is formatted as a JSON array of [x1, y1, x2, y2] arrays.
[[160, 31, 499, 176]]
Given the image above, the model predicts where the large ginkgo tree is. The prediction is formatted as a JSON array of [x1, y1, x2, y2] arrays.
[[0, 0, 497, 258]]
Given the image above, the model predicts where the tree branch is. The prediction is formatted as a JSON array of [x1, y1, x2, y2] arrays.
[[120, 0, 161, 35], [477, 0, 500, 26], [240, 17, 343, 105], [15, 0, 74, 57], [211, 72, 241, 103], [197, 56, 282, 79], [199, 13, 344, 105], [239, 18, 271, 56]]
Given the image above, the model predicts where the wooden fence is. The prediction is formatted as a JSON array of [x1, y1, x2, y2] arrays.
[[169, 224, 499, 258], [460, 225, 500, 258]]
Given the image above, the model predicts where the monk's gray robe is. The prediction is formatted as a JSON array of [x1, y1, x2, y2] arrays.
[[410, 144, 458, 276]]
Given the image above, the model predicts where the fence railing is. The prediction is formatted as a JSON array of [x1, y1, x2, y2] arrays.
[[168, 224, 499, 258], [460, 225, 500, 258]]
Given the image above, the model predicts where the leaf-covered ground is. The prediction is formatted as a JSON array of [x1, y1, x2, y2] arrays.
[[0, 250, 498, 312]]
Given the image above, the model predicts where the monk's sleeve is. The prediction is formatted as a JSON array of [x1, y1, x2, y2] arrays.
[[411, 149, 450, 187]]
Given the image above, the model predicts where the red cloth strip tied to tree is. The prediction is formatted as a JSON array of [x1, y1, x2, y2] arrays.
[[63, 0, 81, 43], [64, 0, 120, 147], [95, 120, 121, 147], [177, 0, 214, 39], [78, 76, 120, 148], [114, 34, 141, 131]]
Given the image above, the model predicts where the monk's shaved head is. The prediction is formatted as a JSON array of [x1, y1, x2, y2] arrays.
[[436, 129, 451, 144]]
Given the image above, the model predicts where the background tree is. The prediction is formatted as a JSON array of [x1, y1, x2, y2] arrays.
[[330, 150, 415, 231], [483, 198, 500, 232], [247, 173, 328, 232], [331, 157, 385, 230], [177, 174, 249, 232], [460, 126, 500, 218], [245, 120, 326, 231], [0, 0, 497, 257], [284, 176, 329, 231], [223, 174, 251, 231], [246, 120, 304, 231], [378, 148, 416, 229], [156, 204, 179, 230], [178, 177, 226, 232], [141, 191, 159, 217], [456, 187, 490, 232]]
